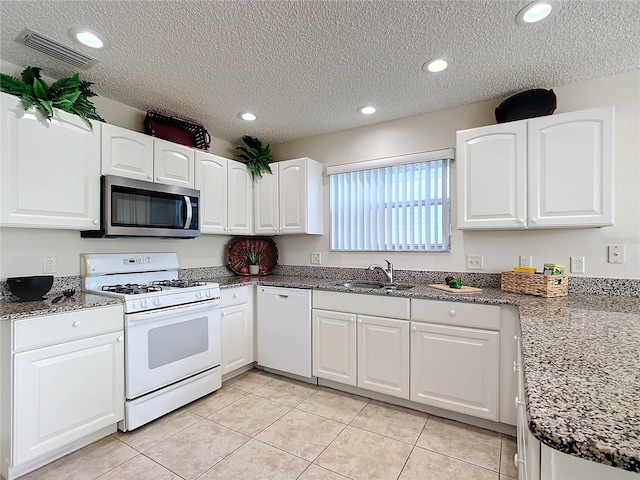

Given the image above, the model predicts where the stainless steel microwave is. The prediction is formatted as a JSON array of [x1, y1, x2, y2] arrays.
[[82, 175, 200, 238]]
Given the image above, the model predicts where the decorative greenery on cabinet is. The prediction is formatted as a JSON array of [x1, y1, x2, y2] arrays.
[[235, 135, 273, 179], [0, 66, 104, 128]]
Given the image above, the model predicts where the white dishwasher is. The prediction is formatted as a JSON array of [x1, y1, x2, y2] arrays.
[[257, 286, 312, 378]]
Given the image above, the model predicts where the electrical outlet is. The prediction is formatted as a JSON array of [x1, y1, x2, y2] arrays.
[[310, 252, 321, 265], [608, 245, 624, 264], [570, 256, 585, 274], [43, 256, 56, 274], [466, 254, 484, 270], [519, 255, 533, 268]]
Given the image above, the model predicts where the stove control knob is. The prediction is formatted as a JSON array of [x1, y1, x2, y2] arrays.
[[196, 291, 203, 299], [205, 290, 212, 298], [140, 299, 148, 309], [154, 297, 161, 306]]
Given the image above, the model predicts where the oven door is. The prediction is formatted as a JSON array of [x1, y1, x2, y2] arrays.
[[125, 300, 220, 399]]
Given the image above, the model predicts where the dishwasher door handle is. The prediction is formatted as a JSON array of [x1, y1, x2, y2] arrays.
[[277, 294, 289, 299]]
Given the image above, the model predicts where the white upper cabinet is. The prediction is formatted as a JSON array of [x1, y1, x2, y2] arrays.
[[254, 163, 280, 235], [527, 107, 614, 228], [101, 123, 154, 181], [457, 106, 614, 229], [102, 126, 194, 188], [254, 157, 323, 235], [457, 121, 528, 229], [195, 152, 252, 235], [0, 92, 101, 230], [227, 159, 253, 235], [153, 138, 195, 188]]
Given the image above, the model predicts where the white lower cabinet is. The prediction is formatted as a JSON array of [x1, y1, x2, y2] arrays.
[[410, 299, 501, 421], [312, 309, 356, 385], [220, 286, 255, 375], [1, 305, 124, 480], [312, 292, 410, 400], [410, 322, 499, 420], [357, 315, 409, 398], [13, 332, 124, 465]]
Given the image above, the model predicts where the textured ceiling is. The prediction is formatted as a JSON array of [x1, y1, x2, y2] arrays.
[[1, 1, 639, 144]]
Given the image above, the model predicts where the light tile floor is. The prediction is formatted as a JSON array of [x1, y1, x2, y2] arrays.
[[21, 369, 518, 480]]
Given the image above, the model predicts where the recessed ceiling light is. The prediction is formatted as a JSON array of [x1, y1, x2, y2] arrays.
[[68, 27, 109, 49], [516, 0, 560, 26], [239, 112, 257, 121], [358, 106, 376, 115], [423, 57, 451, 73]]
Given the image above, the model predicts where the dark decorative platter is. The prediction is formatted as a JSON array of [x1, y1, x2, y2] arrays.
[[226, 237, 278, 275]]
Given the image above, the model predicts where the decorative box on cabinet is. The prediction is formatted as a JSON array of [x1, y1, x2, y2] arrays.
[[195, 152, 253, 235], [254, 157, 323, 235], [0, 92, 101, 230], [457, 106, 614, 230]]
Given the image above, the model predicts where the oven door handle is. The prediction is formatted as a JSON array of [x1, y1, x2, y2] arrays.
[[125, 299, 220, 325], [183, 196, 193, 229]]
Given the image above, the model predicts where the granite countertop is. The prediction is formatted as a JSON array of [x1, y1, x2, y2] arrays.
[[1, 274, 638, 472], [0, 292, 121, 321]]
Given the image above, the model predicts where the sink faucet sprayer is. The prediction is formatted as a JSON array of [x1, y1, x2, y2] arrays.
[[368, 260, 394, 284]]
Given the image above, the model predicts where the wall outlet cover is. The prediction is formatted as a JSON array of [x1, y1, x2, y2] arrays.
[[519, 255, 533, 268], [608, 245, 624, 264], [570, 256, 585, 274], [310, 252, 321, 265], [466, 254, 484, 270]]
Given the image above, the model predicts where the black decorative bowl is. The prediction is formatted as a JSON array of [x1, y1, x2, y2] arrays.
[[7, 275, 53, 301]]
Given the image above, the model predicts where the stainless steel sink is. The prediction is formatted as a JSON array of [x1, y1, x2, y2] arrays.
[[333, 281, 414, 291], [381, 284, 414, 291], [333, 281, 387, 289]]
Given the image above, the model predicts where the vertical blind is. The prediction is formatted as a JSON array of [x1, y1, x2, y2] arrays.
[[328, 151, 452, 251]]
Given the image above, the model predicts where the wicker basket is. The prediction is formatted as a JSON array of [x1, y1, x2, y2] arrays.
[[501, 272, 568, 298], [144, 110, 211, 151]]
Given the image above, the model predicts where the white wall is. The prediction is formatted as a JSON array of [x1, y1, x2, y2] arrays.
[[0, 59, 237, 278], [272, 70, 640, 279]]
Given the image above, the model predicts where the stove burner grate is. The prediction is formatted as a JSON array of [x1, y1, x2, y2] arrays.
[[152, 280, 208, 289], [102, 284, 164, 295]]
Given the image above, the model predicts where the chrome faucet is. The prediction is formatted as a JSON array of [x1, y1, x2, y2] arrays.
[[368, 259, 394, 284]]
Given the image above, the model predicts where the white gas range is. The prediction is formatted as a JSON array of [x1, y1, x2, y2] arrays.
[[81, 252, 221, 431]]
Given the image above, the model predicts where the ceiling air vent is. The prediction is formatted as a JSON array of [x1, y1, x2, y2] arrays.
[[16, 28, 98, 69]]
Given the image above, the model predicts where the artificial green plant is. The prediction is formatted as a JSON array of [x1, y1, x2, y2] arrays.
[[0, 66, 104, 128], [235, 135, 273, 179]]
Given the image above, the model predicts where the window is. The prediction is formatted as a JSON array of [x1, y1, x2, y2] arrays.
[[328, 149, 452, 251]]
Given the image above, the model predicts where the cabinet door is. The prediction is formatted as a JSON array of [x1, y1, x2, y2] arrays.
[[221, 303, 254, 375], [254, 162, 279, 235], [528, 106, 614, 228], [357, 315, 409, 399], [227, 160, 253, 235], [101, 123, 154, 181], [153, 138, 195, 188], [13, 331, 124, 465], [195, 152, 228, 234], [410, 322, 499, 420], [456, 122, 527, 229], [312, 309, 356, 386], [279, 158, 308, 234], [0, 92, 101, 229]]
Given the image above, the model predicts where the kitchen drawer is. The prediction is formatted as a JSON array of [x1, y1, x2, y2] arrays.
[[411, 299, 500, 330], [221, 285, 251, 308], [13, 304, 123, 351], [313, 290, 410, 319]]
